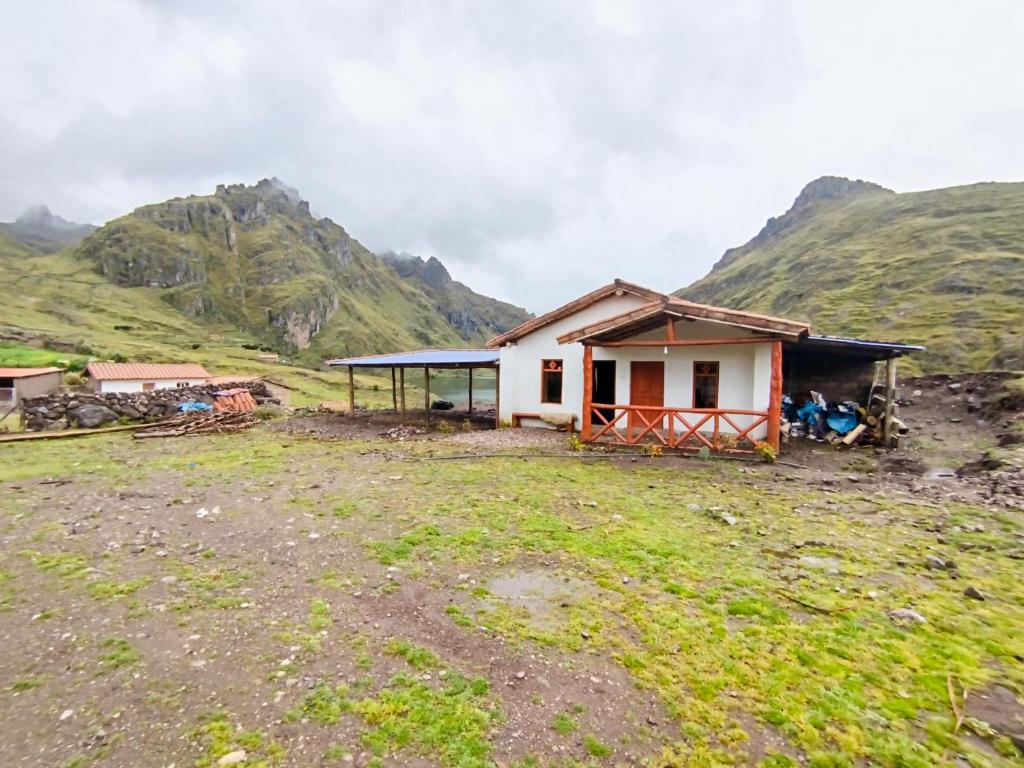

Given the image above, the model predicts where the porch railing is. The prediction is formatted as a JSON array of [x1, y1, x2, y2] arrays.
[[586, 403, 770, 452]]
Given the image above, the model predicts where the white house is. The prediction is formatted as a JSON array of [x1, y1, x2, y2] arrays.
[[487, 279, 920, 452], [86, 362, 211, 393]]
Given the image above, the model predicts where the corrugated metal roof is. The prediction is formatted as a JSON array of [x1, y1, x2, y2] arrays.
[[325, 349, 500, 368], [801, 335, 926, 354], [86, 362, 212, 380], [0, 367, 63, 378]]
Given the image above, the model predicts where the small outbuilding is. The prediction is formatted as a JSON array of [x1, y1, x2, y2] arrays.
[[0, 367, 63, 408], [85, 362, 211, 394]]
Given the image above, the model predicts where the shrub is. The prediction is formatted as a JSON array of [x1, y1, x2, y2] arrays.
[[63, 371, 86, 387], [437, 421, 455, 434], [754, 441, 777, 463], [567, 434, 584, 452]]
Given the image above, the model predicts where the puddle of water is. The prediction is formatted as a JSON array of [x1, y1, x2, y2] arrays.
[[485, 570, 597, 629]]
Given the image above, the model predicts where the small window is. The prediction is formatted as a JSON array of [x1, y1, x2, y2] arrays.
[[693, 361, 719, 409], [541, 359, 563, 404], [176, 382, 190, 388], [142, 382, 156, 392]]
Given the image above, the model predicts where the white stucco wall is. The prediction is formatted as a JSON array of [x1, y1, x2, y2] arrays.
[[498, 293, 651, 426], [97, 378, 208, 394], [499, 309, 774, 438]]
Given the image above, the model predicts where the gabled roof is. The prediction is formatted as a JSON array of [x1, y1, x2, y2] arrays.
[[486, 279, 666, 348], [557, 298, 811, 344], [0, 367, 63, 379], [85, 362, 211, 381]]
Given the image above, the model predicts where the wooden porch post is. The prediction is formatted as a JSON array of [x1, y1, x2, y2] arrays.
[[767, 340, 782, 452], [391, 367, 398, 412], [347, 366, 355, 417], [399, 367, 406, 418], [423, 366, 430, 425], [883, 356, 897, 447], [468, 368, 473, 414], [582, 344, 594, 441]]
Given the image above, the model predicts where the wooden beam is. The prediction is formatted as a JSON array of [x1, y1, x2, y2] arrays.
[[768, 340, 783, 452], [468, 368, 474, 414], [495, 365, 501, 427], [582, 344, 594, 441], [593, 337, 776, 348], [347, 365, 355, 416], [423, 366, 430, 425], [399, 367, 406, 417], [665, 319, 676, 342], [883, 357, 896, 447], [391, 367, 398, 412]]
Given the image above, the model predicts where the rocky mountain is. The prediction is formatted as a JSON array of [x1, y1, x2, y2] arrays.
[[0, 206, 96, 253], [72, 179, 530, 362], [379, 251, 529, 340], [678, 176, 1024, 373]]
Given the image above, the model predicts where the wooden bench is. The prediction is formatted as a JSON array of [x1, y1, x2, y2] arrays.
[[511, 412, 577, 433]]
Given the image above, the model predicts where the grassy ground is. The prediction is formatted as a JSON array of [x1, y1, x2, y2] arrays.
[[0, 425, 1021, 767]]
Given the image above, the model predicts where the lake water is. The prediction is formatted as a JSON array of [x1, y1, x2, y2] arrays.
[[411, 371, 497, 407]]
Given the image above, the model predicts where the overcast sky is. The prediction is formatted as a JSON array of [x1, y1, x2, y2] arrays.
[[2, 1, 1023, 311]]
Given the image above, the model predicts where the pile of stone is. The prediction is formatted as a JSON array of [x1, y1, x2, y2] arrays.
[[20, 380, 277, 431]]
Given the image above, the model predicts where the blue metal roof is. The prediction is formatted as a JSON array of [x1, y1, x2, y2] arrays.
[[325, 349, 500, 368]]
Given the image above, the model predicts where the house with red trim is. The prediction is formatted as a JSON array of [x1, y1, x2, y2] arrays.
[[485, 279, 921, 452]]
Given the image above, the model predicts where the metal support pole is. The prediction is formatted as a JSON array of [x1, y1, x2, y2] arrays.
[[347, 366, 355, 416], [468, 368, 473, 414], [424, 366, 430, 425], [391, 367, 398, 412], [399, 367, 406, 417]]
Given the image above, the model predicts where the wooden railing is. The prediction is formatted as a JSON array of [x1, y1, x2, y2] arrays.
[[586, 403, 770, 452]]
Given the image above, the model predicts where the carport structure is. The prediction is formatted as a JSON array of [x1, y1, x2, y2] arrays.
[[325, 349, 500, 424]]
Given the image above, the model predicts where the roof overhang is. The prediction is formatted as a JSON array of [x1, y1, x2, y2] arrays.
[[788, 335, 926, 360], [325, 349, 499, 369], [486, 278, 666, 348], [557, 299, 811, 344]]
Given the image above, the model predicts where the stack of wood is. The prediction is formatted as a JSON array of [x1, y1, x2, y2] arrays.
[[213, 388, 258, 413], [839, 394, 909, 447], [133, 411, 258, 439]]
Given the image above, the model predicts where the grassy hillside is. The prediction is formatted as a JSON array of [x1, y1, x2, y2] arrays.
[[0, 233, 412, 407], [678, 178, 1024, 374], [74, 179, 529, 365]]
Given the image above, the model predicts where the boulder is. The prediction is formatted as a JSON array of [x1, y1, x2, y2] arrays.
[[113, 405, 142, 420], [67, 404, 119, 428], [430, 399, 455, 411]]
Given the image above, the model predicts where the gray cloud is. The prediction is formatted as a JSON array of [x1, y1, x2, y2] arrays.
[[2, 0, 1022, 311]]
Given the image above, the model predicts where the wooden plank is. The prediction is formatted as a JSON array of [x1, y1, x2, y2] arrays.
[[883, 357, 896, 447], [841, 423, 868, 445], [494, 365, 500, 427], [347, 365, 355, 416], [582, 344, 594, 441], [468, 368, 473, 414], [594, 337, 777, 348], [391, 367, 398, 412], [0, 419, 174, 443]]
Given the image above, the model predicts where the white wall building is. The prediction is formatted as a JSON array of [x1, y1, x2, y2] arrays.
[[487, 279, 917, 452], [85, 362, 211, 394]]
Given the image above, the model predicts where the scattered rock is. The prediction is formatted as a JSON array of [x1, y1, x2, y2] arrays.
[[59, 709, 74, 721], [888, 608, 927, 625], [66, 404, 118, 429], [217, 751, 247, 766], [963, 586, 986, 601], [720, 513, 738, 526]]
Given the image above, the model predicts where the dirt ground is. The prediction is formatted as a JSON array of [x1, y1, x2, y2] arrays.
[[0, 371, 1021, 768]]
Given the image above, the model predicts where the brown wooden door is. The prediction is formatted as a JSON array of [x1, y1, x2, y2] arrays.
[[629, 361, 664, 432]]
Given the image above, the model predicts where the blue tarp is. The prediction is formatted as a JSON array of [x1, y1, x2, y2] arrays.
[[179, 402, 213, 413]]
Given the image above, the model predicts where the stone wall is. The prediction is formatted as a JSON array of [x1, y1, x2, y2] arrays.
[[20, 380, 277, 431]]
